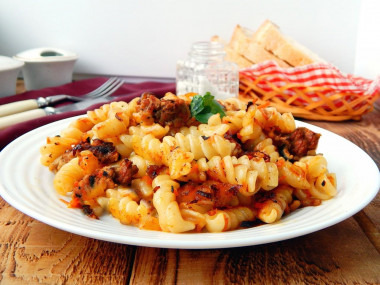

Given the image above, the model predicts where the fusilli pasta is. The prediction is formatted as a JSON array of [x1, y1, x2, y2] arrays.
[[40, 92, 337, 233]]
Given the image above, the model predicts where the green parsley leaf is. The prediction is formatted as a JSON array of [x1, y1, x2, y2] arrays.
[[190, 95, 204, 117], [190, 92, 226, 123]]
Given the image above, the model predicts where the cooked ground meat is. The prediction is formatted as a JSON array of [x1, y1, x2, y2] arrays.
[[288, 127, 320, 157], [113, 158, 139, 186], [136, 92, 191, 128], [71, 158, 138, 218], [73, 168, 116, 199], [73, 139, 120, 164], [155, 98, 191, 128], [138, 92, 161, 124], [71, 167, 116, 218], [272, 127, 321, 160], [177, 181, 240, 208]]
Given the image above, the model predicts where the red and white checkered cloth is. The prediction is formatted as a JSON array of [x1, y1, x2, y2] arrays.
[[239, 60, 380, 107]]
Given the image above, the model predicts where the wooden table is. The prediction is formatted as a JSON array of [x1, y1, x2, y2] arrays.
[[1, 82, 379, 284]]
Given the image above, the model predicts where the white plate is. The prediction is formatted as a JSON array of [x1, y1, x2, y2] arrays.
[[0, 117, 379, 249]]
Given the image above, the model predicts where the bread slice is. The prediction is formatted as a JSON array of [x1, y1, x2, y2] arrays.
[[243, 41, 291, 68], [225, 46, 254, 68], [226, 24, 290, 68], [222, 20, 325, 69], [213, 32, 254, 68], [252, 20, 324, 66], [227, 25, 254, 54]]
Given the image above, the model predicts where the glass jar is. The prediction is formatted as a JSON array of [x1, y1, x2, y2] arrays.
[[176, 41, 239, 100]]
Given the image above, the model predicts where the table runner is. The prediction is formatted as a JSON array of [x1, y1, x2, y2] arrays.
[[0, 78, 175, 150]]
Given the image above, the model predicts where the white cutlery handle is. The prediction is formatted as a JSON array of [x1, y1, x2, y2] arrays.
[[0, 109, 47, 130], [0, 99, 39, 117]]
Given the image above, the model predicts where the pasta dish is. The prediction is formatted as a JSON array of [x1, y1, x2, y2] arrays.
[[40, 92, 337, 233]]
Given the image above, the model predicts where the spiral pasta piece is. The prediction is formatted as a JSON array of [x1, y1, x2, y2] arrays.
[[162, 133, 236, 161], [222, 109, 246, 134], [195, 155, 278, 195], [298, 155, 337, 200], [40, 117, 94, 166], [277, 157, 310, 189], [258, 106, 296, 134], [205, 207, 256, 232], [92, 112, 130, 140], [200, 114, 230, 137], [131, 178, 154, 200], [60, 117, 95, 141], [86, 103, 112, 124], [221, 97, 248, 111], [254, 138, 279, 163], [255, 185, 294, 223], [178, 118, 230, 138], [104, 188, 160, 230], [308, 173, 337, 200], [53, 151, 100, 195], [87, 101, 130, 124], [107, 136, 133, 158], [132, 134, 194, 179], [238, 106, 266, 143], [238, 105, 296, 143], [129, 124, 169, 139], [152, 175, 195, 233]]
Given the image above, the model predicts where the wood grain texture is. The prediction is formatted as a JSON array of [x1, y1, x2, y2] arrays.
[[0, 199, 136, 285], [131, 219, 380, 285]]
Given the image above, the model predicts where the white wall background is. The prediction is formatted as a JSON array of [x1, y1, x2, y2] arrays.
[[355, 0, 380, 80], [1, 0, 377, 81]]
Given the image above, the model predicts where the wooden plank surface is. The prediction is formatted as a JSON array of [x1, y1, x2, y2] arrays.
[[131, 219, 380, 285], [0, 80, 379, 284], [0, 199, 136, 284]]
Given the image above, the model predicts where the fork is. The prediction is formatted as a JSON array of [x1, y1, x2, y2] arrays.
[[0, 77, 124, 117]]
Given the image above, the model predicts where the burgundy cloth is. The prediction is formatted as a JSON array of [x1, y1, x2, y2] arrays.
[[0, 77, 176, 150]]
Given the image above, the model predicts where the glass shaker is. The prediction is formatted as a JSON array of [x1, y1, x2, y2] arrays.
[[176, 41, 239, 100]]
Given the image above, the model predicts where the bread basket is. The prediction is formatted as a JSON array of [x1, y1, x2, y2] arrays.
[[238, 61, 380, 121]]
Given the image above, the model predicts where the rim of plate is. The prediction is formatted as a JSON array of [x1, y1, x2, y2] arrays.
[[0, 116, 379, 249]]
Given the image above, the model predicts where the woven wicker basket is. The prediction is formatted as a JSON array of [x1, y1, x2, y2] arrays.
[[239, 73, 380, 121]]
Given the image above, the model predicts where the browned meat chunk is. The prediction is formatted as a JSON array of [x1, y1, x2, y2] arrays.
[[288, 127, 320, 157], [73, 167, 116, 200], [73, 139, 120, 164], [177, 181, 240, 208], [136, 92, 191, 128], [114, 158, 139, 186], [70, 158, 138, 218], [272, 127, 320, 160], [155, 98, 191, 128], [138, 92, 161, 124]]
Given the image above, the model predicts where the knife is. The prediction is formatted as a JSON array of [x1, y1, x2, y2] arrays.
[[0, 97, 110, 130], [0, 95, 81, 118]]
